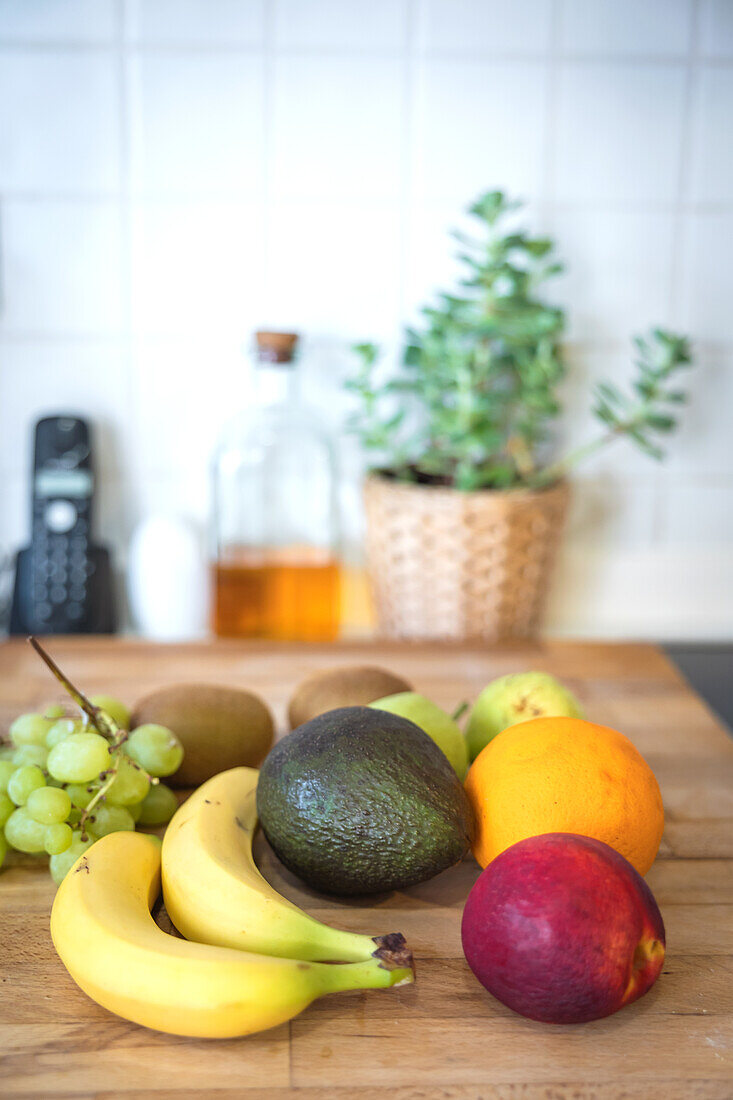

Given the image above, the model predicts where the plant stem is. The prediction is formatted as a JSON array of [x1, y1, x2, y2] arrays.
[[529, 430, 618, 488], [531, 399, 658, 488]]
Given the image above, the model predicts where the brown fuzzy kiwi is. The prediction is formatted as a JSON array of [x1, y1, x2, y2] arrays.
[[130, 684, 274, 788], [287, 665, 413, 730]]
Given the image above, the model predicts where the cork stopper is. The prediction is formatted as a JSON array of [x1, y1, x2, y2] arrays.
[[255, 331, 299, 364]]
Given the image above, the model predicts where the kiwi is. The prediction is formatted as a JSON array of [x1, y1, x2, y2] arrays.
[[130, 684, 274, 788], [287, 665, 413, 730]]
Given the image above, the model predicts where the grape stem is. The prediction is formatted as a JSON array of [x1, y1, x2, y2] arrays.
[[78, 766, 117, 839], [27, 637, 118, 741], [26, 636, 144, 840]]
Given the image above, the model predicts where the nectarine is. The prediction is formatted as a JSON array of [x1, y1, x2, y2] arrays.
[[461, 832, 665, 1024]]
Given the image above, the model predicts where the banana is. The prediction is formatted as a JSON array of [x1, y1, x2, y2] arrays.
[[50, 831, 414, 1039], [161, 767, 409, 964]]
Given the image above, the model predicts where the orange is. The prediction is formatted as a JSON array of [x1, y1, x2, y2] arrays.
[[464, 716, 664, 875]]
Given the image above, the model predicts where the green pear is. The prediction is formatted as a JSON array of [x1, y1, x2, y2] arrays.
[[466, 672, 584, 762], [370, 693, 469, 780]]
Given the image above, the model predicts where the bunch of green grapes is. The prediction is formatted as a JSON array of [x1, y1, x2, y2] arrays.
[[0, 695, 182, 886]]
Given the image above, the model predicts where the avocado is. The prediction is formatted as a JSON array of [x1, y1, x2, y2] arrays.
[[257, 705, 474, 896]]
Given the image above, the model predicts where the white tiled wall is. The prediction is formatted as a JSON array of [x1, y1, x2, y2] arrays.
[[0, 0, 731, 639]]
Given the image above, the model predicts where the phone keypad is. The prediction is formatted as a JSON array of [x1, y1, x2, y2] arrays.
[[30, 500, 91, 628]]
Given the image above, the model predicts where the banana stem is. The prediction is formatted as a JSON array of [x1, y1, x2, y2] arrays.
[[371, 932, 414, 972], [317, 956, 414, 995]]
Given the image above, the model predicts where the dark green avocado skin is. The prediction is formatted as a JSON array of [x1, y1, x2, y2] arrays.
[[256, 705, 475, 896]]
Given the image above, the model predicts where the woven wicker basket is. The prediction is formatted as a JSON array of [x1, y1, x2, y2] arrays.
[[363, 473, 569, 642]]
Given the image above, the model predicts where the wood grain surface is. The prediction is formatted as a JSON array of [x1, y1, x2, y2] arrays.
[[0, 637, 731, 1100]]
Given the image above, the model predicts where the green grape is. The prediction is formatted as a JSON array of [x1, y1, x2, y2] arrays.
[[128, 801, 143, 823], [105, 755, 150, 806], [49, 832, 93, 885], [125, 724, 183, 778], [7, 765, 46, 806], [26, 786, 71, 825], [87, 803, 135, 838], [0, 832, 6, 868], [4, 807, 47, 853], [137, 783, 178, 826], [0, 760, 16, 793], [12, 744, 48, 769], [0, 791, 15, 827], [46, 719, 82, 750], [44, 704, 66, 720], [66, 783, 97, 809], [47, 733, 111, 784], [9, 713, 53, 747], [44, 822, 73, 855], [67, 807, 82, 826], [90, 694, 130, 730]]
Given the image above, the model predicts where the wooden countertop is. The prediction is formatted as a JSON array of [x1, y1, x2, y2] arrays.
[[0, 637, 732, 1099]]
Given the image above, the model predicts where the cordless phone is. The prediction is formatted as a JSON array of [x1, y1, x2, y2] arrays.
[[9, 416, 116, 635]]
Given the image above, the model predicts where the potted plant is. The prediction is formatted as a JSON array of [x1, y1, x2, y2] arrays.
[[347, 191, 693, 642]]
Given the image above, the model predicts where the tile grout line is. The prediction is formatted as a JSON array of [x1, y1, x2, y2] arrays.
[[539, 0, 563, 215], [115, 0, 137, 581], [0, 39, 731, 65], [1, 193, 731, 216], [395, 0, 419, 332], [260, 0, 276, 328], [117, 0, 133, 344], [653, 0, 703, 548], [669, 0, 702, 327], [1, 330, 731, 355]]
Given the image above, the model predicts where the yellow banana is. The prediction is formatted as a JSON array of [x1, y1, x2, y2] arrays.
[[50, 831, 414, 1039], [161, 767, 409, 964]]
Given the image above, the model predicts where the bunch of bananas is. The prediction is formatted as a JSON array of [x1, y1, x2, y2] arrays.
[[50, 768, 414, 1039]]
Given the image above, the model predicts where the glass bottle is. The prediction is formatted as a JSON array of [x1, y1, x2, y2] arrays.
[[210, 331, 340, 640]]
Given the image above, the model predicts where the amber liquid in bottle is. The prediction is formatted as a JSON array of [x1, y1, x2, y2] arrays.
[[212, 547, 340, 641], [211, 330, 340, 642]]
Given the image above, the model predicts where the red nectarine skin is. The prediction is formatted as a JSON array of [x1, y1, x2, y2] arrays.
[[461, 832, 666, 1024]]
